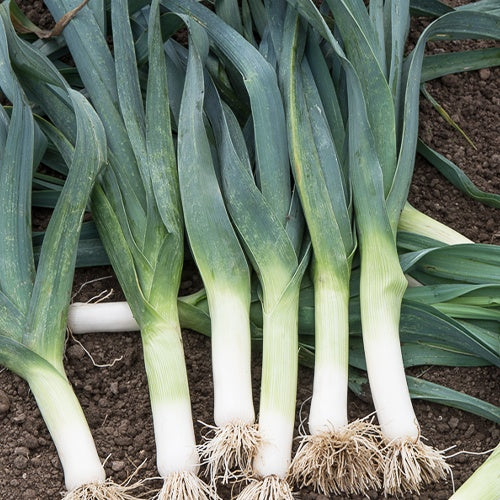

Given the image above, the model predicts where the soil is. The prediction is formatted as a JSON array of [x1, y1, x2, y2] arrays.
[[1, 2, 499, 499]]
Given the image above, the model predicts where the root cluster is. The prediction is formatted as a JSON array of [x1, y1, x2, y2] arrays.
[[199, 421, 260, 485], [63, 478, 146, 500], [290, 419, 382, 496], [156, 471, 219, 500], [383, 437, 451, 496], [236, 475, 294, 500]]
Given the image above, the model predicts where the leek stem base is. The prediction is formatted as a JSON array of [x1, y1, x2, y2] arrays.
[[382, 437, 451, 496], [290, 419, 383, 496], [199, 421, 260, 485]]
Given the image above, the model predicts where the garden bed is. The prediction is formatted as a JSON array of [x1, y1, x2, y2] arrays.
[[0, 2, 498, 499]]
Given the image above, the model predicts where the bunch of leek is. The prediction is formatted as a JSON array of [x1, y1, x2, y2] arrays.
[[11, 0, 498, 496], [0, 12, 113, 497], [4, 0, 213, 496], [165, 1, 310, 496], [287, 0, 498, 493]]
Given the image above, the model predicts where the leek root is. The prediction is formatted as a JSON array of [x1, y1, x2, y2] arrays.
[[290, 419, 382, 495]]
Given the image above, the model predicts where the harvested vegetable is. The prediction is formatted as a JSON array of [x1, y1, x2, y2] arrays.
[[0, 11, 118, 497]]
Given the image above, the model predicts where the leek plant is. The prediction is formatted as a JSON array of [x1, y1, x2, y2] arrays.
[[4, 0, 213, 496], [277, 7, 382, 495], [176, 21, 258, 484], [287, 0, 499, 493], [0, 15, 115, 497]]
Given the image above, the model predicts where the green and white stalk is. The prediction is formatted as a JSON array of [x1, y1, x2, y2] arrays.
[[277, 9, 382, 495], [399, 203, 473, 245], [237, 259, 307, 500], [162, 3, 310, 496], [284, 0, 483, 494], [360, 234, 416, 439], [0, 15, 126, 495], [311, 0, 499, 493], [27, 365, 106, 492], [359, 233, 451, 495], [25, 0, 211, 495], [177, 23, 257, 484], [140, 318, 199, 476], [165, 2, 309, 495]]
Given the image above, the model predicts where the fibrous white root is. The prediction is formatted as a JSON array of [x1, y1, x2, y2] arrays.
[[383, 437, 451, 496], [236, 475, 294, 500], [290, 419, 382, 496], [199, 421, 260, 485], [63, 478, 146, 500], [156, 471, 220, 500]]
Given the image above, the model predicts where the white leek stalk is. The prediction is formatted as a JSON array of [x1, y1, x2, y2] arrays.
[[291, 265, 382, 495], [361, 240, 418, 440], [253, 291, 300, 479], [68, 302, 138, 333], [238, 287, 301, 500], [360, 233, 450, 495], [308, 275, 349, 433], [176, 22, 257, 487], [399, 203, 473, 245], [27, 366, 106, 492], [209, 289, 254, 428], [141, 320, 199, 476]]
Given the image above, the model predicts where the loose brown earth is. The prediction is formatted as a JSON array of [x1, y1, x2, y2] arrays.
[[0, 2, 498, 499]]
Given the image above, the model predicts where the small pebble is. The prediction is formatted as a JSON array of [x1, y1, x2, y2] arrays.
[[66, 344, 86, 360], [13, 455, 28, 469], [14, 447, 29, 457], [111, 461, 125, 472], [479, 68, 491, 80], [0, 390, 10, 414], [448, 416, 459, 429]]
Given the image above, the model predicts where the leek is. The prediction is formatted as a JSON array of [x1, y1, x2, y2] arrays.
[[288, 0, 498, 493], [177, 21, 258, 483], [278, 7, 381, 495], [0, 14, 112, 496]]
